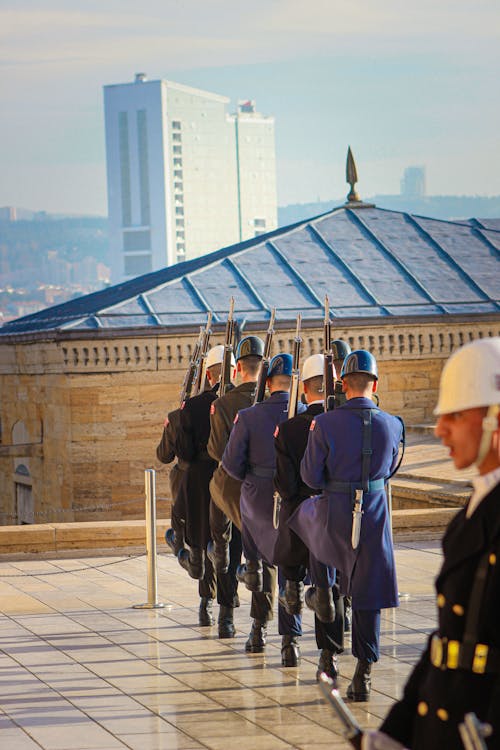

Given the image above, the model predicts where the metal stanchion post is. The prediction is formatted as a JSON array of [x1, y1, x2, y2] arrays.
[[133, 469, 167, 610]]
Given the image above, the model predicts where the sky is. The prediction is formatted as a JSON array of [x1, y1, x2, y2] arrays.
[[1, 0, 499, 215]]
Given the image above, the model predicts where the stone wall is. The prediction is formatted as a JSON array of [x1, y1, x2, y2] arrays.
[[1, 316, 498, 523]]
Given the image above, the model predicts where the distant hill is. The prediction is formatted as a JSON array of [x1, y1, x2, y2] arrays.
[[278, 195, 500, 227]]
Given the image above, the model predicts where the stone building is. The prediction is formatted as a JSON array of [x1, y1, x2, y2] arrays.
[[1, 187, 499, 526]]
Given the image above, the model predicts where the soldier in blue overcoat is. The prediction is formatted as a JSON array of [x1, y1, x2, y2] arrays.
[[289, 350, 403, 700], [222, 353, 304, 664]]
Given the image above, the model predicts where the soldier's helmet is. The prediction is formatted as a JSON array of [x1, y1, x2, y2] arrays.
[[341, 350, 378, 380], [301, 353, 335, 382], [434, 337, 500, 415], [236, 336, 264, 361], [206, 345, 235, 369], [331, 339, 351, 361], [268, 353, 293, 378]]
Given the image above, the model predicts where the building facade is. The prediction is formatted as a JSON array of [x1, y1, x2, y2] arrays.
[[104, 75, 277, 280]]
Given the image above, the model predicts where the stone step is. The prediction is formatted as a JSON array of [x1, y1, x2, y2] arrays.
[[391, 475, 470, 508]]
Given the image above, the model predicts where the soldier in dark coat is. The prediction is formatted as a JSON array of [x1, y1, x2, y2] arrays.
[[274, 353, 345, 682], [207, 335, 264, 638], [289, 350, 403, 701], [173, 345, 235, 627], [222, 354, 304, 664], [157, 405, 216, 625], [364, 337, 500, 750]]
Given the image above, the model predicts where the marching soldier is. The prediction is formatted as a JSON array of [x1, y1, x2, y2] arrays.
[[289, 350, 404, 700], [222, 353, 303, 664], [366, 337, 500, 749], [207, 335, 264, 638], [274, 353, 345, 681], [174, 344, 235, 626], [157, 406, 217, 625]]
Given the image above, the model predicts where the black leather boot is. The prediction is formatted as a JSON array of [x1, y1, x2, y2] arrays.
[[198, 597, 214, 626], [280, 580, 304, 615], [281, 635, 301, 667], [347, 659, 372, 701], [207, 540, 230, 575], [316, 649, 339, 683], [178, 547, 205, 580], [218, 606, 235, 638], [165, 528, 182, 556], [236, 559, 263, 592], [245, 619, 267, 653], [305, 586, 335, 623]]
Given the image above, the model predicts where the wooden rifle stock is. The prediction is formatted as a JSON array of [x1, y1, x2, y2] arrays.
[[288, 313, 302, 419], [220, 297, 235, 396], [192, 311, 213, 397], [179, 325, 204, 406], [324, 295, 335, 411], [253, 307, 276, 404]]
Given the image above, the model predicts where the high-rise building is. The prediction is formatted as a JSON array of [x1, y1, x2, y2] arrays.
[[400, 166, 426, 199], [103, 74, 277, 280]]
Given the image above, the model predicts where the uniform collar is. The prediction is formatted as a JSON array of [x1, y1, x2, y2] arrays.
[[467, 467, 500, 518], [268, 390, 289, 402], [341, 396, 377, 409]]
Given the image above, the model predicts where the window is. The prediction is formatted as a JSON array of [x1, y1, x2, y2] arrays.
[[173, 145, 182, 155], [172, 120, 181, 130], [175, 195, 184, 204], [176, 218, 185, 227], [173, 158, 183, 167], [124, 253, 152, 276], [176, 231, 185, 239], [175, 207, 184, 216], [174, 170, 183, 178], [176, 242, 185, 252], [172, 132, 182, 142], [123, 230, 151, 252], [254, 218, 266, 228], [174, 182, 183, 191]]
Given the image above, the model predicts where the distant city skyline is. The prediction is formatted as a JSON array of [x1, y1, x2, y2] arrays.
[[1, 1, 499, 215]]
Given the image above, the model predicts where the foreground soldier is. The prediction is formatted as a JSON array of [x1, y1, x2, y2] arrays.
[[290, 350, 403, 700], [274, 353, 345, 681], [222, 353, 303, 664], [365, 337, 500, 750], [174, 345, 235, 626], [207, 335, 264, 638]]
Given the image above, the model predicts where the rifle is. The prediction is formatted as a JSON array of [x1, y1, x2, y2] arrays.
[[324, 295, 335, 411], [191, 311, 213, 397], [220, 297, 235, 396], [288, 313, 302, 419], [179, 325, 204, 406], [253, 307, 276, 404], [318, 673, 363, 749]]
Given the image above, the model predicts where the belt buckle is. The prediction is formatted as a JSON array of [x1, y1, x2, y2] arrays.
[[446, 640, 460, 669], [472, 644, 488, 674]]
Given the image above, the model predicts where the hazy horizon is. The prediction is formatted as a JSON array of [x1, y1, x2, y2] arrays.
[[1, 0, 499, 215]]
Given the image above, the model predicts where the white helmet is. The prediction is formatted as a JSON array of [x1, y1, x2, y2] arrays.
[[434, 337, 500, 416], [301, 353, 337, 382], [205, 345, 235, 370]]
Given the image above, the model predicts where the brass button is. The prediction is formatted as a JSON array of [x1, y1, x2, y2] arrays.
[[437, 708, 449, 721], [437, 594, 446, 608], [452, 604, 464, 616], [489, 554, 496, 565], [417, 701, 428, 716]]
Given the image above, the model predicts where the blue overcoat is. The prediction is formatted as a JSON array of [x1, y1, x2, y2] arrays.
[[288, 397, 403, 610], [222, 391, 291, 564]]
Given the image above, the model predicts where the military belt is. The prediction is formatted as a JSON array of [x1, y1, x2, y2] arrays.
[[429, 633, 500, 675], [325, 478, 386, 494], [247, 465, 275, 479]]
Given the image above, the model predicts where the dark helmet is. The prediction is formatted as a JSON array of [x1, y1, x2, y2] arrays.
[[236, 335, 264, 361], [268, 353, 293, 378], [332, 339, 351, 362], [341, 350, 378, 380]]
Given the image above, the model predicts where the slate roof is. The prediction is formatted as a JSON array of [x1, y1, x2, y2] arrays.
[[1, 204, 499, 338]]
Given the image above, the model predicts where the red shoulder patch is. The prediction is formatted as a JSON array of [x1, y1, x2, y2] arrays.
[[274, 425, 280, 438], [210, 403, 216, 415], [163, 416, 169, 427], [309, 419, 316, 432], [233, 413, 239, 424], [181, 400, 186, 410]]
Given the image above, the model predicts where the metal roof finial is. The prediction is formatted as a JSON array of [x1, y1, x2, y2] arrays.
[[346, 146, 361, 203]]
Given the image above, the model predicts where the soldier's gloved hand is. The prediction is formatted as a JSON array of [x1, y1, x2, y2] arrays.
[[362, 731, 408, 750]]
